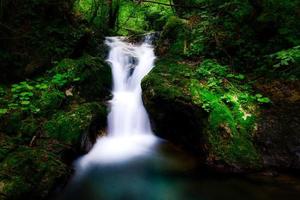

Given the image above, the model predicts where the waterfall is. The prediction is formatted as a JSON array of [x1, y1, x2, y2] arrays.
[[106, 37, 155, 136], [76, 36, 157, 168]]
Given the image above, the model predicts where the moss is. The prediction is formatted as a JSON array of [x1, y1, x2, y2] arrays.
[[142, 56, 195, 101], [43, 102, 106, 145], [76, 55, 112, 100], [53, 55, 112, 100], [158, 16, 188, 56], [143, 57, 262, 169], [36, 89, 65, 115], [0, 146, 67, 200], [19, 116, 39, 138], [190, 80, 261, 168], [0, 136, 19, 162], [1, 112, 23, 136]]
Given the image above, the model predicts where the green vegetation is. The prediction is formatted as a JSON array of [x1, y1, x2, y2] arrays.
[[44, 102, 106, 144], [143, 57, 267, 168], [0, 146, 68, 200], [0, 0, 299, 198]]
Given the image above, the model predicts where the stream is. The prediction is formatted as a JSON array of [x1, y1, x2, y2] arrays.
[[57, 35, 300, 200]]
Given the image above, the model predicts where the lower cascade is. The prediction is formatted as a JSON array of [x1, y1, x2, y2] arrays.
[[76, 36, 157, 168]]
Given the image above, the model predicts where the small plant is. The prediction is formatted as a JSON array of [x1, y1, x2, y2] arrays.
[[269, 46, 300, 79], [255, 94, 271, 104], [270, 46, 300, 69], [196, 59, 271, 105], [10, 81, 40, 113]]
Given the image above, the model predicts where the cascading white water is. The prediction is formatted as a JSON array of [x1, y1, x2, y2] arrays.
[[76, 36, 157, 168], [106, 37, 154, 136]]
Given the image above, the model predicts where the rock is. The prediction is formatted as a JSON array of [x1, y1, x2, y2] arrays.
[[142, 73, 208, 154], [43, 102, 107, 152], [142, 57, 262, 171], [143, 59, 300, 172], [53, 55, 112, 101], [37, 89, 65, 116], [254, 80, 300, 170], [0, 101, 108, 200], [0, 144, 68, 200]]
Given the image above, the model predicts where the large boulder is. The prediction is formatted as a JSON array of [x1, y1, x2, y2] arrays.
[[143, 57, 300, 172], [52, 55, 112, 101], [142, 58, 263, 172], [0, 101, 107, 200], [43, 102, 107, 153], [142, 58, 208, 155]]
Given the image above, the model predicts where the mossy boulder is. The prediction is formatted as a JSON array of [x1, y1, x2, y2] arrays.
[[0, 99, 108, 200], [0, 145, 68, 200], [142, 57, 208, 155], [53, 55, 112, 100], [0, 111, 40, 139], [142, 57, 263, 171], [43, 102, 107, 151], [37, 89, 65, 113], [0, 53, 111, 199]]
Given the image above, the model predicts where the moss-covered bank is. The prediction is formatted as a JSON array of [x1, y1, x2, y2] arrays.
[[142, 56, 267, 171], [142, 13, 300, 172], [0, 54, 110, 199]]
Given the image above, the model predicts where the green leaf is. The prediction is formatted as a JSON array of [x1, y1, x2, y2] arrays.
[[0, 108, 8, 114], [73, 77, 81, 81], [258, 97, 271, 103], [8, 103, 18, 109], [21, 101, 30, 105]]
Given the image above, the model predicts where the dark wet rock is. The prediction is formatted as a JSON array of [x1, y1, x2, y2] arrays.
[[255, 80, 300, 170], [142, 84, 208, 155]]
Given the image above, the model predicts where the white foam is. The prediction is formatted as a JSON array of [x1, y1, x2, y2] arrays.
[[76, 36, 157, 169]]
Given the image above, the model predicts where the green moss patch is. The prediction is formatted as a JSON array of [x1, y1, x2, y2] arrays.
[[43, 102, 106, 145], [0, 146, 67, 200], [143, 57, 266, 169], [188, 59, 265, 168]]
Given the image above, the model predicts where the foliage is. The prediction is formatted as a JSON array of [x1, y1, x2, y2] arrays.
[[195, 60, 270, 104], [0, 54, 111, 118], [0, 0, 90, 82], [268, 46, 300, 79], [187, 59, 272, 166], [160, 0, 300, 74], [74, 0, 111, 29], [116, 0, 173, 35], [271, 46, 300, 68], [1, 79, 63, 116]]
